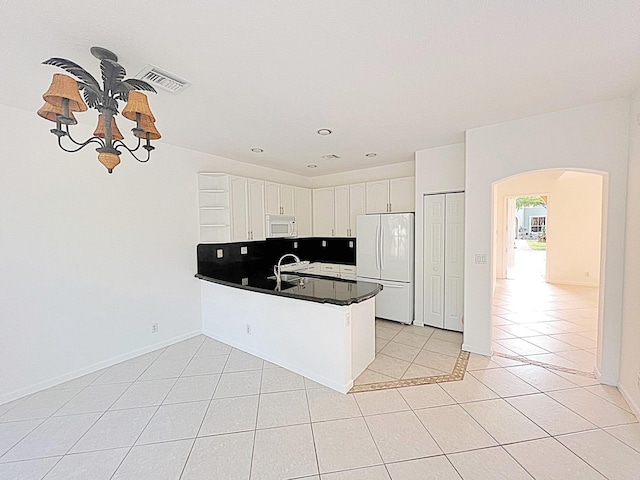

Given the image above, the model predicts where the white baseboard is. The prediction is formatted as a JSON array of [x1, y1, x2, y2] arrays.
[[462, 343, 492, 356], [0, 329, 202, 406], [594, 365, 618, 386], [549, 280, 599, 288], [618, 383, 640, 421]]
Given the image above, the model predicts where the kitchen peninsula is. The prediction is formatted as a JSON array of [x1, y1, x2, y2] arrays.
[[197, 241, 382, 393]]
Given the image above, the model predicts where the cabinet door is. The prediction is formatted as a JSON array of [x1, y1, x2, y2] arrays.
[[248, 179, 265, 241], [444, 193, 465, 332], [349, 183, 366, 237], [264, 182, 280, 215], [423, 194, 445, 328], [390, 177, 415, 213], [334, 185, 350, 237], [312, 187, 335, 237], [365, 180, 390, 214], [280, 185, 295, 215], [229, 176, 249, 241], [294, 187, 313, 237]]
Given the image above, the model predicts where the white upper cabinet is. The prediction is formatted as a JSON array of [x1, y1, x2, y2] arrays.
[[265, 182, 294, 215], [313, 187, 335, 237], [334, 185, 350, 237], [248, 179, 265, 241], [199, 173, 413, 243], [365, 180, 390, 214], [294, 187, 312, 237], [230, 176, 249, 241], [265, 182, 281, 215], [230, 177, 266, 241], [366, 177, 415, 213], [280, 185, 295, 215], [390, 177, 415, 213], [349, 183, 366, 236]]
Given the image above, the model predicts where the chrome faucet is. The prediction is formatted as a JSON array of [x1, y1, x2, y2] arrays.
[[274, 253, 301, 284]]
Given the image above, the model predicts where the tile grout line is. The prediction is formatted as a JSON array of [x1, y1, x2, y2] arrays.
[[173, 339, 231, 480], [246, 360, 265, 480], [302, 382, 321, 478]]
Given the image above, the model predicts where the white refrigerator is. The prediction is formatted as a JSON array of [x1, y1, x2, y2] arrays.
[[357, 213, 414, 324]]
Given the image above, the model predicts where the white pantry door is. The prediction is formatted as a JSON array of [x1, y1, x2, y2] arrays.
[[423, 195, 445, 328]]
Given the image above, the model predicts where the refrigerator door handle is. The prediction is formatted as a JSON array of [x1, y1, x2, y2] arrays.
[[375, 224, 380, 271], [380, 225, 384, 270]]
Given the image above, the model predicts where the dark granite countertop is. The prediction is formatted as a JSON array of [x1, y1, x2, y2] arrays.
[[195, 267, 382, 306]]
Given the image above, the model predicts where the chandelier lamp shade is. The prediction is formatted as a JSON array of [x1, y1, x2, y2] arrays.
[[38, 46, 161, 173]]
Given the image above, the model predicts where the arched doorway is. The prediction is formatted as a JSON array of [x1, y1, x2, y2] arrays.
[[491, 169, 604, 374]]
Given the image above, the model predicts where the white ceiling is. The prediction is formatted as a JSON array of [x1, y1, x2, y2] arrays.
[[2, 1, 640, 176]]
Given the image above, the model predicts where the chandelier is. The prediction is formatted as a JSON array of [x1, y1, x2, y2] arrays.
[[38, 47, 160, 173]]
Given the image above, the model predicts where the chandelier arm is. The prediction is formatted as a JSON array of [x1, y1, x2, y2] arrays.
[[113, 139, 152, 163], [62, 123, 105, 148], [57, 134, 104, 153]]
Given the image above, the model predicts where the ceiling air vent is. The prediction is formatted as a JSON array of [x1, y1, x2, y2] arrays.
[[136, 65, 191, 94], [321, 154, 340, 160]]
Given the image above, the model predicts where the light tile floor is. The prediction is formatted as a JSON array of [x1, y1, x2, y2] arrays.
[[355, 320, 463, 386], [493, 278, 599, 373], [1, 334, 638, 479]]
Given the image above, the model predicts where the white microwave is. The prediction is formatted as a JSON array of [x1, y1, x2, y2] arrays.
[[266, 214, 297, 238]]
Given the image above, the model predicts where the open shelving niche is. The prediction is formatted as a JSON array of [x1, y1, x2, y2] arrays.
[[198, 173, 231, 243]]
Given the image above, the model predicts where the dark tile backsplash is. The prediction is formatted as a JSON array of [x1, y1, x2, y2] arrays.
[[197, 237, 356, 274]]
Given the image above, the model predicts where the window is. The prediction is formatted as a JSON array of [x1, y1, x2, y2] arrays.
[[530, 216, 546, 233]]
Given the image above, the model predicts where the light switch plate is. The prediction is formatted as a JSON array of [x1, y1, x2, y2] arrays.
[[474, 254, 487, 264], [240, 246, 248, 255], [216, 249, 224, 258]]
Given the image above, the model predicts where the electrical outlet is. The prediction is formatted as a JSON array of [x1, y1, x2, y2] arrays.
[[240, 246, 248, 255], [151, 322, 158, 334], [216, 249, 223, 258], [322, 240, 327, 247], [349, 241, 354, 248], [246, 324, 251, 335], [242, 277, 249, 286], [293, 241, 298, 249]]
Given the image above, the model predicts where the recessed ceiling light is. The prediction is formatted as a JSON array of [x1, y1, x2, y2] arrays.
[[251, 148, 264, 153], [307, 164, 318, 168], [365, 152, 377, 157], [317, 129, 332, 136]]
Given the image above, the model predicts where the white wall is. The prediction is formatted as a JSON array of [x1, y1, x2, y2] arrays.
[[310, 161, 414, 188], [548, 172, 603, 286], [0, 103, 309, 404], [465, 99, 629, 385], [493, 170, 603, 287], [619, 89, 640, 416], [414, 143, 465, 326]]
